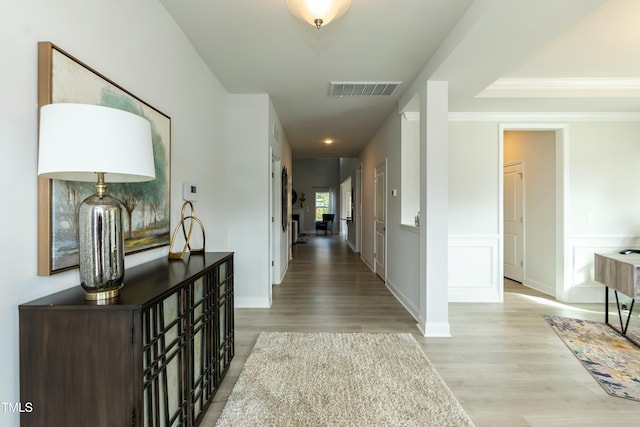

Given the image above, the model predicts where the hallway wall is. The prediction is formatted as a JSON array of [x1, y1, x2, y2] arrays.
[[359, 111, 421, 318]]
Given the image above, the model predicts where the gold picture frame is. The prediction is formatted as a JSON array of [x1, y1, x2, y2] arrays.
[[37, 42, 171, 276]]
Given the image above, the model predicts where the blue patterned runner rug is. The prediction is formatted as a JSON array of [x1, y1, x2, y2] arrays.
[[544, 315, 640, 402]]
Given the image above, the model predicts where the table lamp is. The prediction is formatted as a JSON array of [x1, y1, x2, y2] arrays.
[[38, 103, 155, 300]]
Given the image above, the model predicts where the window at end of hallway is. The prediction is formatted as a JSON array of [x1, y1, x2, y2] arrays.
[[315, 191, 330, 220]]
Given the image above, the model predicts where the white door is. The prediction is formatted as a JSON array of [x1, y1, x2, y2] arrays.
[[374, 162, 386, 280], [504, 163, 524, 282], [271, 157, 279, 288]]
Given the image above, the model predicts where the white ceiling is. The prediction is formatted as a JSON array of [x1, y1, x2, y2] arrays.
[[159, 0, 640, 158]]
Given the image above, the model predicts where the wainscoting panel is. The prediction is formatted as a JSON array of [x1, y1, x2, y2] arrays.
[[564, 235, 640, 302], [448, 235, 501, 302]]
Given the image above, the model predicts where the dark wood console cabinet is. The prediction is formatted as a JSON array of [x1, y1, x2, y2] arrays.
[[19, 252, 234, 427]]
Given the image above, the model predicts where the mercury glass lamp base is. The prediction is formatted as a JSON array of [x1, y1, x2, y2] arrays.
[[84, 284, 124, 301], [78, 192, 126, 296]]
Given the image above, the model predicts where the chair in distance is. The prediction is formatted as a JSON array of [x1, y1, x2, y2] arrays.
[[315, 214, 335, 235]]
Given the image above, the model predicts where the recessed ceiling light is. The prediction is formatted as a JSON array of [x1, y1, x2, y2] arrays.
[[323, 138, 334, 144]]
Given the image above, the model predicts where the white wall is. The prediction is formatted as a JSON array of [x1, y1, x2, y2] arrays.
[[566, 121, 640, 301], [228, 94, 271, 307], [449, 116, 640, 303], [448, 121, 502, 302], [504, 131, 556, 295], [1, 0, 231, 421], [359, 110, 421, 319], [270, 100, 292, 284], [418, 81, 450, 337]]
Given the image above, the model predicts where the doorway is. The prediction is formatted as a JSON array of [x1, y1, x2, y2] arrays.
[[374, 161, 387, 281], [271, 155, 281, 290], [340, 177, 352, 241], [503, 162, 524, 283], [501, 126, 565, 299]]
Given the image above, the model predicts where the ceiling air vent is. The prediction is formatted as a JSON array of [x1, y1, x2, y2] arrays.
[[329, 82, 402, 97]]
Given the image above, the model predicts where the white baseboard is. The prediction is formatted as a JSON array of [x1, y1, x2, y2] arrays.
[[234, 297, 271, 308], [417, 320, 452, 337], [277, 263, 288, 284], [361, 255, 374, 272], [385, 279, 418, 320], [523, 277, 553, 297]]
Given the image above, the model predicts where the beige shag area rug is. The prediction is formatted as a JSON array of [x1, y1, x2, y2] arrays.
[[215, 332, 474, 426]]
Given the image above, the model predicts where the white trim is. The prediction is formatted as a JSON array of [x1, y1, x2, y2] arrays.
[[360, 254, 374, 272], [357, 163, 363, 254], [400, 224, 420, 234], [523, 277, 554, 297], [279, 262, 288, 284], [373, 159, 388, 281], [478, 78, 640, 98], [419, 322, 451, 338], [499, 123, 568, 304], [563, 235, 640, 302], [385, 279, 418, 321], [448, 234, 501, 303], [402, 111, 420, 121], [234, 297, 271, 308], [450, 112, 640, 122]]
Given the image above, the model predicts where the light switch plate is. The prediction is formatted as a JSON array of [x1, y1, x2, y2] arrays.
[[182, 182, 198, 201]]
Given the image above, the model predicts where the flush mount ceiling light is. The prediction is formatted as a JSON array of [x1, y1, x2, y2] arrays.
[[287, 0, 351, 29], [323, 138, 334, 144]]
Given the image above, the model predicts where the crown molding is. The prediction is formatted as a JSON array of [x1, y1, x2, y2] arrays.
[[448, 111, 640, 122], [478, 78, 640, 98]]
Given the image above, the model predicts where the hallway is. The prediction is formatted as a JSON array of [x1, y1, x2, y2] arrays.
[[203, 235, 639, 426], [271, 234, 416, 332]]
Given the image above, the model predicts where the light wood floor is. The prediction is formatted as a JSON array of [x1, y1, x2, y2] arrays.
[[202, 234, 640, 426]]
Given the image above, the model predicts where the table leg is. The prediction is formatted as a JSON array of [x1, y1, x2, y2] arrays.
[[605, 285, 609, 325], [606, 288, 639, 348]]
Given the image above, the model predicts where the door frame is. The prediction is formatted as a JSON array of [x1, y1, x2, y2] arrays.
[[339, 177, 352, 240], [499, 124, 567, 301], [356, 163, 363, 253], [374, 159, 387, 281], [270, 152, 281, 291]]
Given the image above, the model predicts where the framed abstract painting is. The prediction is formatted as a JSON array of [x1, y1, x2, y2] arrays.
[[37, 42, 171, 275]]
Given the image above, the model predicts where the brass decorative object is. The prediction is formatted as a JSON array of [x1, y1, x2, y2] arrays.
[[168, 201, 206, 260]]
